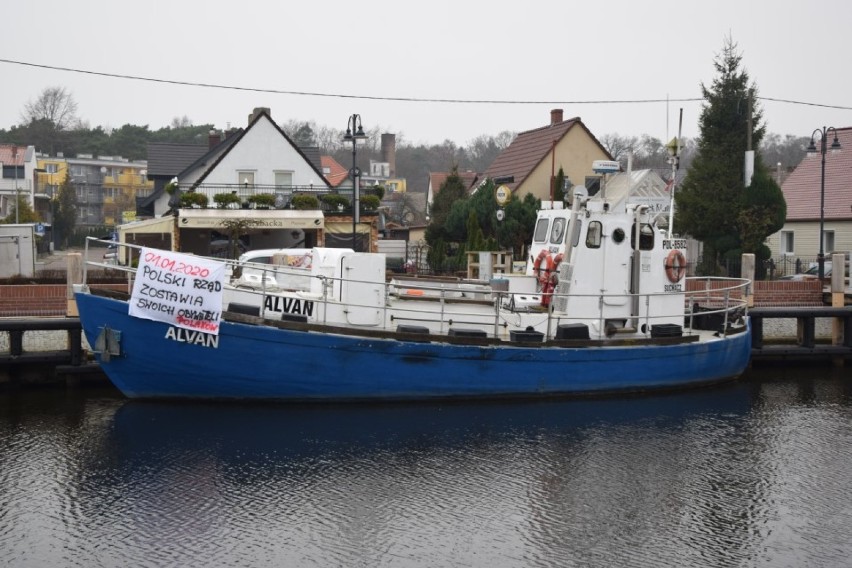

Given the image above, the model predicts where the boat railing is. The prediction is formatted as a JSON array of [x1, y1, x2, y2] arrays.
[[79, 239, 750, 341]]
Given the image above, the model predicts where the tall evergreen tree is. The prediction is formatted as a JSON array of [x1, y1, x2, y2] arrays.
[[53, 172, 78, 250], [675, 37, 785, 275], [425, 166, 469, 246]]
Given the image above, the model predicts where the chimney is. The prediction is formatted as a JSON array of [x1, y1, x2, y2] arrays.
[[248, 107, 271, 125], [208, 129, 221, 149], [381, 133, 396, 177], [550, 109, 563, 125]]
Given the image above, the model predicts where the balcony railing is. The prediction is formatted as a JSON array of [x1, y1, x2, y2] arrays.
[[183, 184, 381, 214]]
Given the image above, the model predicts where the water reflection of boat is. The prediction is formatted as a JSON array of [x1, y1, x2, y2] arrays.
[[106, 385, 752, 463]]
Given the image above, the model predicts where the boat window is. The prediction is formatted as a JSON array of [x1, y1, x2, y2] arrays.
[[586, 221, 602, 248], [550, 218, 567, 244], [571, 220, 582, 247], [533, 218, 550, 243], [631, 223, 655, 251], [612, 228, 625, 244]]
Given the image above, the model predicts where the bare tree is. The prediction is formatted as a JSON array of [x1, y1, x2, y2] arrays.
[[170, 115, 194, 129], [599, 133, 639, 163], [22, 86, 79, 130]]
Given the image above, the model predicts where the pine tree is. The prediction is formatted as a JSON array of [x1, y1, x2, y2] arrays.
[[425, 166, 469, 246], [675, 36, 785, 275], [53, 172, 78, 250]]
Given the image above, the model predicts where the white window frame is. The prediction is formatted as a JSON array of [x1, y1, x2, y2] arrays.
[[781, 231, 794, 255], [824, 230, 835, 254]]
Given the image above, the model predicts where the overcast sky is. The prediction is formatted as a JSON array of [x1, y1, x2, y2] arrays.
[[2, 0, 851, 147]]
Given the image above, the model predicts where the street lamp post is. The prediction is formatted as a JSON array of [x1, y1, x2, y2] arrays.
[[12, 146, 19, 224], [342, 114, 368, 251], [807, 127, 842, 281]]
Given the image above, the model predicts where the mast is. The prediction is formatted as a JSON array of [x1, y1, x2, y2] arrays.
[[666, 108, 683, 238]]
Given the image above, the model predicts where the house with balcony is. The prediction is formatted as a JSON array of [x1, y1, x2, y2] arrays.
[[0, 144, 37, 220], [59, 154, 152, 227], [119, 107, 381, 257], [765, 126, 852, 276]]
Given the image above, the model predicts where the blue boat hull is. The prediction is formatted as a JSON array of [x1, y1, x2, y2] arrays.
[[76, 292, 752, 401]]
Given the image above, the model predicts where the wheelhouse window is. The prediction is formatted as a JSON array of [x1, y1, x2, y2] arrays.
[[586, 221, 602, 248], [533, 218, 550, 243], [631, 223, 655, 251], [550, 217, 567, 244], [585, 176, 601, 197]]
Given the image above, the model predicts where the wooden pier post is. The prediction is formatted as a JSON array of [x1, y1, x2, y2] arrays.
[[66, 253, 82, 317], [831, 252, 846, 366], [741, 253, 755, 308]]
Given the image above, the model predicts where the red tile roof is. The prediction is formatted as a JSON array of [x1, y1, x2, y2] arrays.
[[321, 155, 348, 188], [781, 127, 852, 221], [481, 117, 609, 192], [429, 171, 480, 194], [0, 145, 27, 165]]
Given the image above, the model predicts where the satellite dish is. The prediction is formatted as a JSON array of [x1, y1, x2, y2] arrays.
[[572, 185, 589, 201]]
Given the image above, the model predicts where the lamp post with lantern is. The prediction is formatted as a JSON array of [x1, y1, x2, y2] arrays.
[[342, 114, 368, 251], [806, 127, 842, 281]]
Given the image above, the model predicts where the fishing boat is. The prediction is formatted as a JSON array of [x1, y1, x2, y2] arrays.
[[74, 182, 751, 401]]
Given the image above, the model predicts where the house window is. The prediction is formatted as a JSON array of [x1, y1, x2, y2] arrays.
[[70, 165, 85, 177], [824, 230, 835, 254], [274, 171, 294, 188], [46, 164, 59, 174], [237, 172, 255, 188], [781, 231, 794, 255]]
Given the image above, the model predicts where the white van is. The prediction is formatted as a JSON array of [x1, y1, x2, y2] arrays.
[[238, 248, 312, 267], [232, 248, 313, 290]]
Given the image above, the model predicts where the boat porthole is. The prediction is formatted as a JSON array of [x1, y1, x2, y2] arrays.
[[612, 228, 625, 243]]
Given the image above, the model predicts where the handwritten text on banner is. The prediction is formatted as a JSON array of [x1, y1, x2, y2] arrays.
[[129, 248, 226, 335]]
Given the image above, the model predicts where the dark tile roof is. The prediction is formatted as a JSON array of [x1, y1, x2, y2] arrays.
[[300, 146, 323, 174], [781, 127, 852, 221], [146, 143, 208, 177], [481, 117, 610, 192]]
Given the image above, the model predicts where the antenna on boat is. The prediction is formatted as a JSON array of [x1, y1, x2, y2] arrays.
[[665, 109, 683, 238], [592, 160, 620, 203]]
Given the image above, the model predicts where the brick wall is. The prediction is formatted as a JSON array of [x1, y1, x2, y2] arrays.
[[685, 279, 823, 307], [0, 284, 130, 317]]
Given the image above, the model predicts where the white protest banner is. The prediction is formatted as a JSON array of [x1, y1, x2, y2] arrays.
[[129, 248, 226, 335]]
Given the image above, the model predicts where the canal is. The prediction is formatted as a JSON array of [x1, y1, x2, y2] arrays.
[[1, 367, 851, 567]]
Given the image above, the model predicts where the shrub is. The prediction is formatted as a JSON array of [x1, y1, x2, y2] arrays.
[[247, 193, 277, 208], [179, 192, 209, 208], [291, 194, 320, 210], [361, 194, 381, 211], [370, 185, 385, 200], [319, 193, 351, 211], [213, 193, 242, 208]]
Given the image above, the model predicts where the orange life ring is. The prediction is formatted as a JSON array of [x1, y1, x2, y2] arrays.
[[540, 253, 565, 307], [664, 250, 686, 282], [533, 250, 552, 285], [548, 253, 564, 285]]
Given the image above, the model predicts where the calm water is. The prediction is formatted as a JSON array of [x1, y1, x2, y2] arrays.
[[2, 369, 852, 568]]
